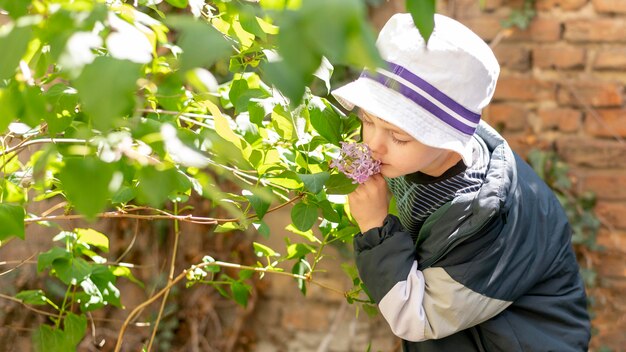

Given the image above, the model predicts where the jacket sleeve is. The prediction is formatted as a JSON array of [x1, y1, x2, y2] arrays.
[[354, 215, 512, 342]]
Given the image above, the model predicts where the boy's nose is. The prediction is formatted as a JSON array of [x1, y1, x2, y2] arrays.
[[366, 133, 385, 160]]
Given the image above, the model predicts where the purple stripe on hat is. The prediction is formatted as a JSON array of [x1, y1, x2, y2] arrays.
[[361, 71, 476, 135], [384, 61, 481, 124]]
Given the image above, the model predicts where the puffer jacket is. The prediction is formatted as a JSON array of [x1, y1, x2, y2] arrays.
[[354, 122, 590, 351]]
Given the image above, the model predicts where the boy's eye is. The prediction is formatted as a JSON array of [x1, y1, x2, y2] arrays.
[[391, 133, 411, 145], [361, 118, 373, 125]]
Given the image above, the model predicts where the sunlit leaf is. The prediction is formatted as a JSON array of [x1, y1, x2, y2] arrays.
[[165, 0, 188, 8], [253, 241, 279, 257], [75, 228, 109, 253]]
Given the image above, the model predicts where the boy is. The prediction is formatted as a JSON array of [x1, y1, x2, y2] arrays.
[[332, 13, 590, 351]]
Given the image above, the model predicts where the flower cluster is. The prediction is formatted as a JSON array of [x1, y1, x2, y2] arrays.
[[331, 142, 381, 184]]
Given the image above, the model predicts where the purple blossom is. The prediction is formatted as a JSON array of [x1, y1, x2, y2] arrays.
[[331, 142, 381, 184]]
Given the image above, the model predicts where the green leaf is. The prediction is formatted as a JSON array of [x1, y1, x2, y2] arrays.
[[253, 241, 278, 257], [75, 228, 109, 253], [0, 22, 32, 81], [271, 107, 296, 140], [165, 0, 188, 8], [290, 202, 318, 232], [318, 199, 340, 223], [111, 266, 144, 287], [308, 97, 342, 144], [407, 0, 436, 44], [54, 257, 93, 285], [231, 281, 250, 307], [111, 186, 136, 204], [214, 221, 246, 233], [254, 220, 271, 238], [0, 203, 25, 241], [58, 157, 115, 220], [136, 166, 179, 208], [285, 223, 320, 243], [33, 325, 68, 352], [63, 313, 87, 346], [298, 172, 330, 194], [286, 243, 316, 260], [0, 0, 30, 19], [325, 173, 358, 195], [292, 259, 309, 295], [38, 246, 71, 273], [244, 191, 271, 220], [267, 171, 303, 189], [168, 16, 232, 72], [15, 290, 48, 306], [75, 57, 141, 131], [0, 87, 20, 133]]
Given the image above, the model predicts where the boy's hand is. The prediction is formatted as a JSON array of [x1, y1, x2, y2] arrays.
[[348, 174, 389, 233]]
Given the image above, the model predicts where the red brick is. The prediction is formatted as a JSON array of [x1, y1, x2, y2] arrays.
[[536, 0, 588, 10], [595, 201, 626, 230], [493, 44, 531, 71], [494, 76, 557, 101], [451, 0, 484, 18], [537, 108, 582, 132], [581, 171, 626, 200], [508, 18, 562, 42], [463, 16, 505, 41], [565, 19, 626, 42], [482, 0, 506, 11], [281, 301, 329, 331], [557, 81, 623, 107], [594, 48, 626, 70], [556, 137, 626, 168], [593, 250, 626, 277], [483, 103, 528, 131], [597, 229, 626, 254], [532, 46, 586, 69], [584, 109, 626, 137], [592, 0, 626, 13]]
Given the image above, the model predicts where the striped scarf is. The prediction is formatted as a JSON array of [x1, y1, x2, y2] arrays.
[[387, 135, 489, 241]]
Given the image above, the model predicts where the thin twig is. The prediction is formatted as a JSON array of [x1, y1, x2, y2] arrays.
[[0, 138, 87, 157], [0, 293, 58, 318], [146, 203, 182, 351], [26, 195, 304, 226], [0, 252, 37, 277], [114, 220, 140, 264]]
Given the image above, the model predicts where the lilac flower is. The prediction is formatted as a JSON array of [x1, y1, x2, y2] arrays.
[[331, 142, 381, 184]]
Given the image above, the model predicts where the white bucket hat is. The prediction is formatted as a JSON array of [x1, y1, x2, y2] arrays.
[[332, 13, 500, 166]]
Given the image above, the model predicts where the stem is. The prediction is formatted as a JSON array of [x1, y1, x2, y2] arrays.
[[146, 203, 181, 351], [0, 293, 58, 318], [0, 138, 87, 157], [56, 283, 73, 328], [26, 195, 304, 226]]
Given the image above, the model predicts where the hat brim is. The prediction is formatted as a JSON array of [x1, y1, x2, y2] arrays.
[[332, 77, 474, 166]]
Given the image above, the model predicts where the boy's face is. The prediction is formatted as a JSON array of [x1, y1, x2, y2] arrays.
[[359, 110, 460, 178]]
